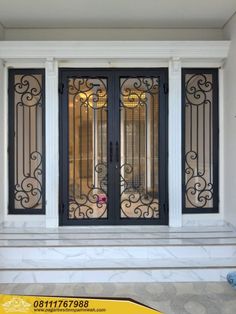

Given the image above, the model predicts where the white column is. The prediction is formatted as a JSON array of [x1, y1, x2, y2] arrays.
[[45, 59, 59, 227], [0, 59, 6, 224], [168, 58, 182, 227], [219, 67, 224, 219]]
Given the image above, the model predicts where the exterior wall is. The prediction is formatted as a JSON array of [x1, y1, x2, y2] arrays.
[[0, 41, 230, 227], [0, 24, 4, 40], [3, 28, 223, 41], [223, 13, 236, 226]]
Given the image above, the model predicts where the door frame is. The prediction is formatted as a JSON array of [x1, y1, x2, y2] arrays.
[[59, 69, 114, 225], [59, 68, 168, 226], [113, 69, 169, 225]]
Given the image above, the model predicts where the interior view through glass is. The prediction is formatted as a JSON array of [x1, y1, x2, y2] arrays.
[[67, 76, 160, 220]]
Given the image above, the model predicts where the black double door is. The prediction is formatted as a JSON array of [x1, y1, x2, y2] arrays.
[[59, 69, 168, 225]]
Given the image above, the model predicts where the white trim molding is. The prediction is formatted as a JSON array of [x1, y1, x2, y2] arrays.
[[0, 41, 230, 61]]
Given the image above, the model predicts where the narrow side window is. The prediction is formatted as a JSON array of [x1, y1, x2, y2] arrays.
[[8, 69, 45, 214], [182, 69, 219, 213]]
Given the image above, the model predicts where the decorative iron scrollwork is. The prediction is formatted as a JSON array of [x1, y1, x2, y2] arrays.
[[68, 78, 107, 109], [120, 163, 159, 218], [15, 75, 42, 107], [184, 73, 214, 208], [120, 77, 159, 218], [15, 152, 43, 209], [185, 151, 213, 208], [68, 78, 108, 219], [12, 73, 44, 210], [69, 162, 108, 219], [120, 77, 159, 108]]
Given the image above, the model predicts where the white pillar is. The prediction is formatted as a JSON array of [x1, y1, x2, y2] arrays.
[[219, 67, 224, 219], [168, 58, 182, 227], [45, 59, 59, 227], [0, 59, 7, 225]]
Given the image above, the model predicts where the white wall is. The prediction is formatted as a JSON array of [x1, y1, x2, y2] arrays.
[[223, 13, 236, 226], [0, 24, 4, 40], [4, 28, 223, 41]]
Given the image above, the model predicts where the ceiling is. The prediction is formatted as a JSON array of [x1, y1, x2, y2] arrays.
[[0, 0, 235, 29]]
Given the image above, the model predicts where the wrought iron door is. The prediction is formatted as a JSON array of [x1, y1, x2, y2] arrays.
[[59, 69, 168, 225]]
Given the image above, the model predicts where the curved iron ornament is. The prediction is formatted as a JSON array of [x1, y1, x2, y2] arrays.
[[68, 78, 107, 110], [13, 73, 44, 210], [120, 77, 159, 218], [68, 78, 108, 219], [69, 162, 108, 219], [184, 73, 214, 208], [15, 152, 43, 209]]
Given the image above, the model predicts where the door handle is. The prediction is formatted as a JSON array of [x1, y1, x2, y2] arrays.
[[109, 142, 113, 162]]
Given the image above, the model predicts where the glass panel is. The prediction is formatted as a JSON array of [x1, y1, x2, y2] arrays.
[[184, 73, 214, 208], [68, 78, 108, 219], [13, 73, 44, 210], [120, 77, 159, 219]]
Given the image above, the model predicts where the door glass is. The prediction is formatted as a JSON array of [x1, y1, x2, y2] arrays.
[[120, 77, 159, 219], [68, 78, 108, 219]]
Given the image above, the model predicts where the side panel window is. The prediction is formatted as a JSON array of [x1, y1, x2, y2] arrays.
[[182, 69, 219, 213], [8, 69, 45, 214]]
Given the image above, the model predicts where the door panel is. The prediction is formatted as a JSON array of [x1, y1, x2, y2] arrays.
[[120, 77, 159, 219], [68, 77, 108, 219], [59, 69, 168, 226]]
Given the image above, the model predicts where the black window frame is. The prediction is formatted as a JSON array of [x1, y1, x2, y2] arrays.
[[8, 68, 46, 215], [182, 68, 219, 214]]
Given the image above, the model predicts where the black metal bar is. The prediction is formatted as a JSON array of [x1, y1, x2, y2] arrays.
[[132, 107, 134, 187], [87, 96, 89, 189], [79, 101, 82, 197], [73, 86, 76, 198], [110, 141, 113, 162], [100, 107, 103, 162], [29, 106, 31, 175], [116, 141, 119, 163], [138, 104, 141, 189]]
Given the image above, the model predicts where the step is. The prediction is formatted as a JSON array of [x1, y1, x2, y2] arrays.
[[1, 244, 236, 260], [0, 257, 235, 283], [0, 231, 235, 240], [1, 237, 236, 246], [0, 268, 233, 283], [1, 257, 236, 269], [0, 224, 233, 234], [0, 224, 235, 283]]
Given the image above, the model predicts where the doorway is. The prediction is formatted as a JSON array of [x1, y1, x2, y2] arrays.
[[59, 69, 168, 225]]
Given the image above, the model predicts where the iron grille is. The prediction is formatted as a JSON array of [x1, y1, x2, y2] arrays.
[[120, 77, 160, 219], [182, 69, 219, 213], [8, 69, 45, 214]]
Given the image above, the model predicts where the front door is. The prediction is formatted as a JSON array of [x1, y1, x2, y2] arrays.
[[59, 69, 168, 225]]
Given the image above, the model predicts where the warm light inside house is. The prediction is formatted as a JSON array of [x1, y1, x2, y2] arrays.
[[68, 77, 160, 219]]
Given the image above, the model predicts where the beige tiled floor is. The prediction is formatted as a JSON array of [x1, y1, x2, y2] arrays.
[[0, 282, 235, 314]]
